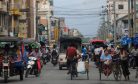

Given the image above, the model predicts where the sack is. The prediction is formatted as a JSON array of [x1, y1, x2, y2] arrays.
[[77, 61, 85, 73]]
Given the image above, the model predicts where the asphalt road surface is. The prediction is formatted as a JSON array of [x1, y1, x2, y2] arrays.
[[0, 62, 138, 84]]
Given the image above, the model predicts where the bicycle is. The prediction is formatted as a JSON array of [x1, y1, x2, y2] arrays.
[[70, 59, 78, 80], [112, 58, 122, 81]]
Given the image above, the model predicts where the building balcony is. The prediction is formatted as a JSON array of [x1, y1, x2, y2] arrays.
[[0, 1, 8, 12], [9, 10, 22, 16], [9, 3, 22, 16]]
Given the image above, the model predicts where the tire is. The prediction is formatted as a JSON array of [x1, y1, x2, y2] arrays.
[[34, 69, 39, 77], [99, 63, 102, 80], [135, 68, 138, 78], [86, 69, 89, 80], [70, 65, 73, 80], [113, 71, 118, 81], [25, 68, 31, 78], [20, 70, 24, 81], [59, 66, 62, 70], [4, 71, 8, 83]]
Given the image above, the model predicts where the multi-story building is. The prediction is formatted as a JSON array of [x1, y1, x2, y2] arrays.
[[107, 0, 128, 24], [106, 0, 129, 39], [38, 0, 53, 43], [0, 0, 37, 39], [0, 0, 9, 36]]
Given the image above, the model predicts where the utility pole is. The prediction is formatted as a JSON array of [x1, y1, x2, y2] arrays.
[[47, 0, 51, 46], [133, 0, 136, 35], [113, 1, 117, 45], [36, 0, 39, 41], [128, 0, 131, 37], [131, 0, 134, 37]]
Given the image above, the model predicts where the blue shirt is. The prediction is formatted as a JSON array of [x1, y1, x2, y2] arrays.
[[100, 54, 112, 61], [82, 48, 87, 56]]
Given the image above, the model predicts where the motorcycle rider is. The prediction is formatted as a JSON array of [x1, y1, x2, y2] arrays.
[[51, 45, 58, 60], [29, 46, 42, 72]]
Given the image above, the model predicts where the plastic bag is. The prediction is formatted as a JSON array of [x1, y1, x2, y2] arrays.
[[77, 61, 85, 73]]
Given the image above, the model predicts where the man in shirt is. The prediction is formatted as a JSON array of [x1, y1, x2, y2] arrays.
[[82, 45, 87, 61], [66, 44, 77, 74], [100, 49, 112, 76]]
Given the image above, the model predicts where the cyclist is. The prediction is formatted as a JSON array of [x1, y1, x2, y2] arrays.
[[66, 43, 77, 74], [82, 45, 87, 61]]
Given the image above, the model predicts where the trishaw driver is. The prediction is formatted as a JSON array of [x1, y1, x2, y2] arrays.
[[100, 49, 112, 76]]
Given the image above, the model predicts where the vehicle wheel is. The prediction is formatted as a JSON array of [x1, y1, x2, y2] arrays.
[[59, 66, 62, 70], [86, 69, 89, 80], [99, 64, 102, 80], [136, 68, 138, 78], [34, 69, 39, 77], [113, 71, 118, 81], [25, 68, 31, 78], [20, 70, 24, 81], [70, 65, 74, 80], [4, 71, 8, 83]]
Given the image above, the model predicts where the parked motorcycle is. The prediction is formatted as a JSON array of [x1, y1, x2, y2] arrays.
[[25, 57, 39, 78]]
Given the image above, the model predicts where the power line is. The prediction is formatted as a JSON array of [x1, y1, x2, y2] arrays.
[[54, 6, 101, 10]]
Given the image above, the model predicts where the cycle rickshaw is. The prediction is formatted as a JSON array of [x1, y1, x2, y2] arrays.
[[70, 54, 89, 80], [99, 55, 122, 81]]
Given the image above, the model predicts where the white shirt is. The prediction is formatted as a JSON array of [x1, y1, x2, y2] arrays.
[[94, 48, 101, 55]]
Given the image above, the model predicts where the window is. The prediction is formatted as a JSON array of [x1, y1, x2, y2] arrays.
[[118, 4, 124, 9]]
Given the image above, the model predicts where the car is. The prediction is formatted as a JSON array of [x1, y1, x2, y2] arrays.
[[58, 53, 67, 70]]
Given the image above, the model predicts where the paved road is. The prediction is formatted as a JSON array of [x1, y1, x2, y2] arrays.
[[0, 62, 138, 84]]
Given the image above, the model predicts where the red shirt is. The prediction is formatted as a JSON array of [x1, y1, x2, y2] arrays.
[[66, 47, 77, 59]]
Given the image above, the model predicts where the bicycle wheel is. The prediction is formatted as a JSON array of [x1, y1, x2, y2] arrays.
[[136, 68, 138, 78], [113, 65, 122, 81], [86, 69, 89, 80], [99, 63, 102, 80], [70, 65, 73, 80], [118, 66, 122, 80]]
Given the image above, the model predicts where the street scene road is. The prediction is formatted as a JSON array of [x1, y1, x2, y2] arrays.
[[0, 62, 137, 84], [1, 0, 138, 84]]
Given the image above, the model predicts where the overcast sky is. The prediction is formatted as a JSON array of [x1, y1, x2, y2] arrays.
[[54, 0, 106, 37]]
